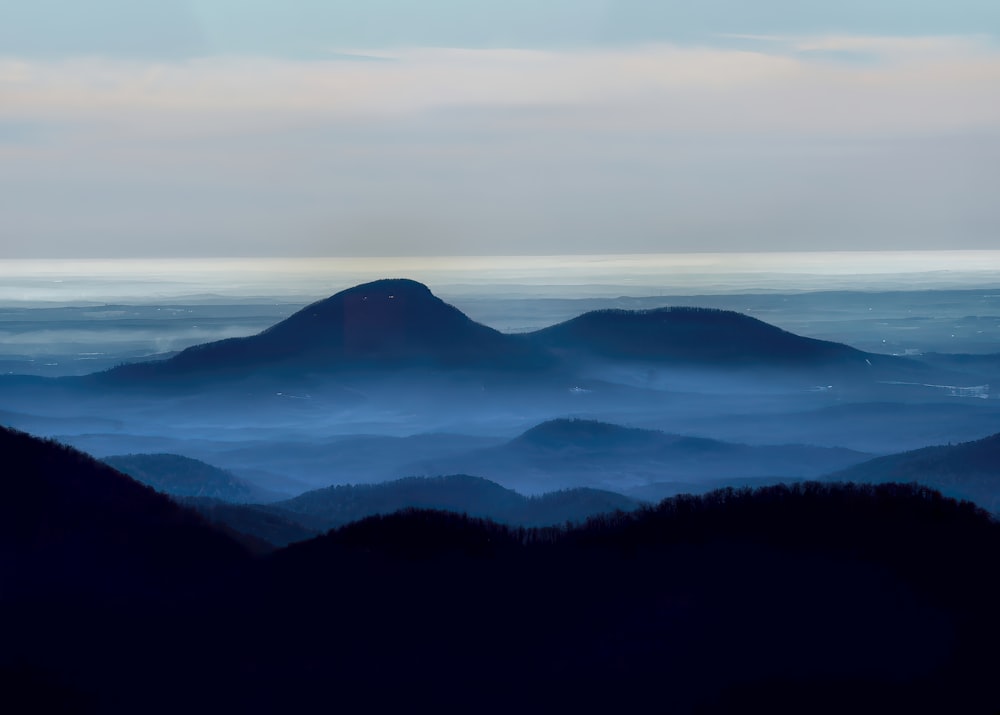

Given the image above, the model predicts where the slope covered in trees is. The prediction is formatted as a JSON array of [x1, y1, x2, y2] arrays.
[[102, 453, 275, 502], [0, 425, 248, 600], [2, 426, 998, 714], [181, 474, 639, 546], [413, 418, 871, 492], [826, 432, 1000, 513]]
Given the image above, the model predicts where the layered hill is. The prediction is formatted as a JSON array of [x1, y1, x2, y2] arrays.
[[827, 432, 1000, 513], [274, 474, 635, 534], [411, 418, 871, 492], [102, 453, 278, 503], [185, 474, 639, 546]]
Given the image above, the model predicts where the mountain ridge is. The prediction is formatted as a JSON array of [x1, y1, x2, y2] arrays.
[[85, 278, 917, 385]]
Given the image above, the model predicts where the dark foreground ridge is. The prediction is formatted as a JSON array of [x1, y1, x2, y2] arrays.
[[0, 425, 249, 601], [2, 426, 998, 714]]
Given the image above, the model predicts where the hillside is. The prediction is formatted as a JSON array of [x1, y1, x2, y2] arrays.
[[2, 424, 998, 714], [0, 426, 248, 599], [527, 306, 868, 366], [255, 483, 999, 714], [102, 453, 278, 503], [411, 418, 871, 492], [192, 474, 640, 544], [827, 432, 1000, 513]]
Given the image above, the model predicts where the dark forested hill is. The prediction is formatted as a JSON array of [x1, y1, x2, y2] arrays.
[[0, 426, 248, 599], [254, 483, 999, 714], [827, 432, 1000, 513]]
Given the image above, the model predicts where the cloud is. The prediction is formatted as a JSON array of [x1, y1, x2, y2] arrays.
[[1, 36, 998, 138], [1, 35, 998, 257]]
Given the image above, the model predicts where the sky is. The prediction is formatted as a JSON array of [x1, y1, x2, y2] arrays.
[[1, 1, 998, 258]]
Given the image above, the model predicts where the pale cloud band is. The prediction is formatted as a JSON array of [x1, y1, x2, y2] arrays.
[[2, 36, 999, 136], [1, 34, 998, 257]]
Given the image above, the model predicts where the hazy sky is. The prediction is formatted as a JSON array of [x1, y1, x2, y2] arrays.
[[1, 1, 998, 257]]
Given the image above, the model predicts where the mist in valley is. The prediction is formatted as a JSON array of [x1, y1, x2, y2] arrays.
[[3, 273, 999, 528]]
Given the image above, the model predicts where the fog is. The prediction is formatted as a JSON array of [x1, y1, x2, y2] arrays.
[[1, 262, 998, 523], [2, 311, 998, 497]]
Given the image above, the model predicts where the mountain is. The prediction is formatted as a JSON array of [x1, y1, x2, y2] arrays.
[[99, 278, 548, 381], [410, 418, 871, 492], [87, 280, 937, 388], [198, 474, 640, 543], [102, 453, 280, 503], [826, 432, 1000, 513]]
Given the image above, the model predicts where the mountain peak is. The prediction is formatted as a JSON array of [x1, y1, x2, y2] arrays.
[[336, 278, 433, 297], [104, 277, 547, 380]]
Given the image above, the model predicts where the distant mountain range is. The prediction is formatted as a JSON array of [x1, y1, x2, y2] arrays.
[[87, 278, 925, 386]]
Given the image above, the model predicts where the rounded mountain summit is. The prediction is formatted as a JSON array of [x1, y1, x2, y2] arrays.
[[106, 279, 548, 380]]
